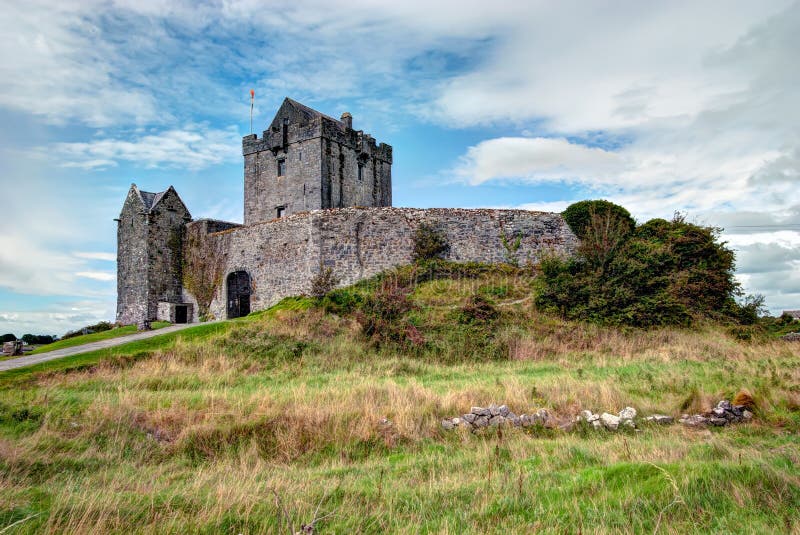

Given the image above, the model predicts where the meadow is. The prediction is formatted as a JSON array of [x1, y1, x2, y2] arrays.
[[1, 268, 798, 533]]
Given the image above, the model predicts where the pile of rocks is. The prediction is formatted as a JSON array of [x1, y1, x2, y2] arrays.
[[441, 399, 754, 432], [679, 400, 753, 427], [441, 404, 551, 430], [575, 407, 640, 430], [781, 332, 800, 341]]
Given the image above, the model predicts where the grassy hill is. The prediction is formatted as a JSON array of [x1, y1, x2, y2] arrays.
[[1, 263, 799, 533]]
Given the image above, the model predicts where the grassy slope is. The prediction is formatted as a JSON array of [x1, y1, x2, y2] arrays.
[[24, 322, 172, 356], [0, 269, 798, 533]]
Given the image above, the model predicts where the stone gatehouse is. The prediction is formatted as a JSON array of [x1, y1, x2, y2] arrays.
[[116, 98, 577, 325]]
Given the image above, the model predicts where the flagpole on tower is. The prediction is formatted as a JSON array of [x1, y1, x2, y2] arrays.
[[249, 89, 255, 134]]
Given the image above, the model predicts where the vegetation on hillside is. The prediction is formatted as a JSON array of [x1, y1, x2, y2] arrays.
[[27, 322, 171, 355], [0, 264, 798, 533], [535, 200, 756, 328]]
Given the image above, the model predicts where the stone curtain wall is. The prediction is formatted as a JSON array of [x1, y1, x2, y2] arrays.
[[193, 207, 577, 320]]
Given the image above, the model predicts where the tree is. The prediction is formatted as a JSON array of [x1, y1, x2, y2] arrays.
[[537, 204, 742, 327], [0, 333, 16, 343]]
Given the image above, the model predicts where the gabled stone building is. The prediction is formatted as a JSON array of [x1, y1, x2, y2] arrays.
[[116, 98, 578, 326]]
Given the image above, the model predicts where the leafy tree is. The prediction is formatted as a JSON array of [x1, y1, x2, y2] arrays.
[[537, 204, 743, 327], [0, 333, 16, 343], [21, 334, 56, 345], [412, 223, 449, 262]]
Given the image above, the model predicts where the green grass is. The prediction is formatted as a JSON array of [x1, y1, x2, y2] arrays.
[[0, 266, 798, 533], [26, 322, 171, 355]]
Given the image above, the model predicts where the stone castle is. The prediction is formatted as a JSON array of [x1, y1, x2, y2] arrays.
[[116, 98, 577, 325]]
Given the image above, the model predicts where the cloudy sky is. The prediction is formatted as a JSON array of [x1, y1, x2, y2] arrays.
[[1, 0, 798, 335]]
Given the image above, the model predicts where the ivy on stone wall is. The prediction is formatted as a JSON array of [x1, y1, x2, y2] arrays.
[[182, 227, 227, 319]]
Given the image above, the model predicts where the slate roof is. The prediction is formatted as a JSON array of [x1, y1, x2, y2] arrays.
[[283, 97, 344, 126]]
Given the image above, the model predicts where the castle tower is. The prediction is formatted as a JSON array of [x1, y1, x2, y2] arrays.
[[241, 97, 392, 225], [116, 184, 191, 326]]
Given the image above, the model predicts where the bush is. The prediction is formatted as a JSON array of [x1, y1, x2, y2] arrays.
[[309, 263, 339, 298], [62, 321, 115, 340], [412, 223, 449, 262], [21, 334, 56, 345], [537, 207, 742, 327], [563, 200, 635, 239], [0, 334, 16, 343], [355, 278, 419, 347], [458, 294, 498, 325]]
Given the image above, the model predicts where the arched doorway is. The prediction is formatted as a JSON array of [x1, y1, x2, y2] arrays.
[[226, 271, 251, 319]]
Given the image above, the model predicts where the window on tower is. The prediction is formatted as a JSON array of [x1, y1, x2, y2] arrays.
[[358, 163, 363, 181], [276, 206, 286, 218], [277, 159, 286, 176]]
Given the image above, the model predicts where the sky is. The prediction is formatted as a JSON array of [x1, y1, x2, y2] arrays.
[[0, 0, 798, 336]]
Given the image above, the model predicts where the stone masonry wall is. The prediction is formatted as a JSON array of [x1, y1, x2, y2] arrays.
[[191, 207, 577, 320], [116, 189, 150, 325], [145, 190, 191, 320]]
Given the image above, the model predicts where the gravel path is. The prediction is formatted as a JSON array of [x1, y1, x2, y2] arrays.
[[0, 323, 199, 372]]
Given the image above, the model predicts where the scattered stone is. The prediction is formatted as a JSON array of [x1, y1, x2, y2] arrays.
[[600, 412, 620, 430], [444, 399, 752, 433], [489, 415, 506, 427], [474, 415, 489, 428], [645, 415, 674, 425], [680, 415, 708, 427], [781, 332, 800, 341]]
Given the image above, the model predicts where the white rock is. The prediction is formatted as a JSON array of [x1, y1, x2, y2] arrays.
[[441, 419, 455, 430], [591, 419, 603, 429], [742, 410, 754, 420], [600, 412, 621, 430], [645, 415, 674, 425], [579, 410, 594, 421], [452, 417, 461, 426], [619, 407, 637, 420]]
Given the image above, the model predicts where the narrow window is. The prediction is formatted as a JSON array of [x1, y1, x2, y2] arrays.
[[277, 158, 286, 176], [358, 163, 363, 181], [298, 150, 303, 161], [276, 206, 285, 218]]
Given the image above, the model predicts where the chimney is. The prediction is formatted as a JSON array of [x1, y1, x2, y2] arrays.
[[340, 112, 352, 130]]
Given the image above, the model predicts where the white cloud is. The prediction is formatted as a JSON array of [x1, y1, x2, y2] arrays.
[[455, 137, 625, 186], [76, 271, 116, 282], [73, 252, 116, 262], [53, 125, 241, 170], [0, 300, 114, 337]]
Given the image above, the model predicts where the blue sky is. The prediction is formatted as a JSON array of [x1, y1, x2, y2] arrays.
[[1, 0, 799, 335]]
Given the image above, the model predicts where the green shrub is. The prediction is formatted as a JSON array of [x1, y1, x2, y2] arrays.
[[412, 223, 449, 262], [309, 263, 339, 298], [562, 200, 635, 239], [62, 321, 115, 340], [537, 208, 742, 327]]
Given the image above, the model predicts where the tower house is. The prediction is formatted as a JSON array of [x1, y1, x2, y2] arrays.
[[241, 97, 393, 225], [116, 184, 192, 326]]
